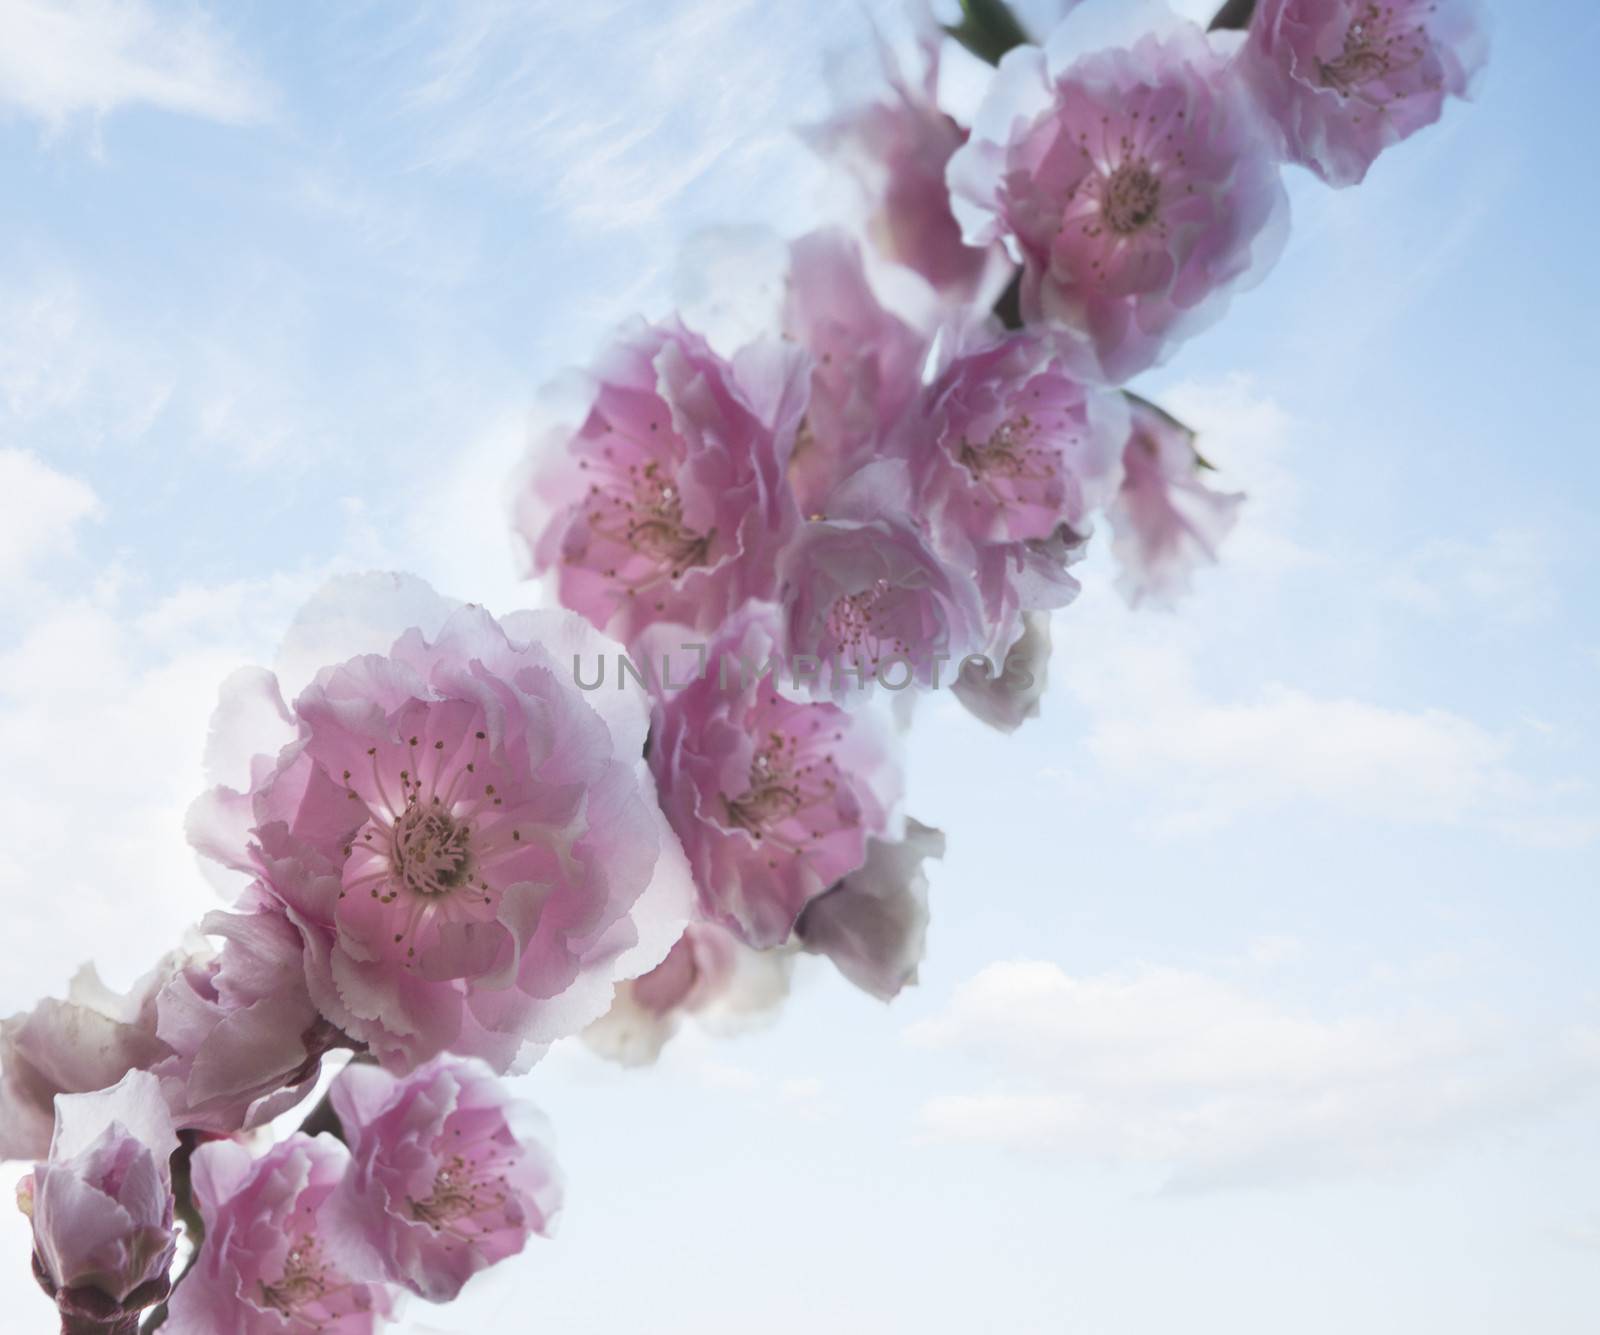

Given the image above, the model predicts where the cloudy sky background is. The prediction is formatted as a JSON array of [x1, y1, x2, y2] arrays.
[[1, 0, 1597, 1329]]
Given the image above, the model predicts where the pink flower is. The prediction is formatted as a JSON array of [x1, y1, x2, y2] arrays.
[[519, 318, 809, 647], [909, 325, 1128, 651], [797, 818, 944, 1001], [802, 24, 1011, 305], [1240, 0, 1488, 187], [1106, 396, 1244, 606], [951, 610, 1052, 733], [782, 230, 928, 514], [780, 506, 987, 694], [23, 1071, 177, 1327], [915, 329, 1125, 547], [583, 921, 793, 1065], [166, 1134, 396, 1334], [947, 25, 1288, 380], [0, 956, 179, 1162], [188, 583, 693, 1074], [648, 606, 899, 948], [323, 1058, 561, 1303], [152, 905, 336, 1136]]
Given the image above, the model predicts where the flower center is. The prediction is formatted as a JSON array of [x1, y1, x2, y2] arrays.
[[724, 734, 808, 835], [392, 800, 474, 897], [957, 416, 1051, 482], [407, 1154, 506, 1234], [592, 459, 713, 580], [1317, 6, 1421, 94], [1101, 163, 1162, 236], [720, 723, 846, 853], [826, 579, 911, 668], [260, 1237, 333, 1316]]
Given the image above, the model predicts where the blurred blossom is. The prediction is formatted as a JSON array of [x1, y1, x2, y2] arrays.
[[1240, 0, 1488, 187], [1106, 396, 1244, 606], [797, 818, 944, 1001], [0, 957, 180, 1162]]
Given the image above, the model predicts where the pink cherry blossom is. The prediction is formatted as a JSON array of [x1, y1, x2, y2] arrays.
[[914, 329, 1125, 550], [0, 956, 180, 1162], [796, 818, 944, 1001], [803, 21, 1011, 306], [947, 25, 1288, 380], [1240, 0, 1488, 187], [648, 606, 900, 948], [780, 510, 987, 694], [188, 586, 694, 1074], [166, 1134, 396, 1334], [951, 610, 1052, 733], [1106, 396, 1244, 606], [583, 921, 793, 1066], [23, 1070, 177, 1330], [908, 325, 1128, 654], [152, 905, 336, 1136], [519, 318, 809, 647], [782, 230, 928, 514], [323, 1057, 561, 1303]]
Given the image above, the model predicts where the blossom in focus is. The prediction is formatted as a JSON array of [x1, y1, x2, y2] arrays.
[[153, 905, 336, 1136], [909, 325, 1127, 651], [951, 610, 1053, 733], [648, 605, 900, 948], [797, 818, 944, 1001], [323, 1057, 561, 1303], [782, 230, 928, 514], [803, 22, 1011, 306], [1240, 0, 1488, 187], [519, 317, 809, 647], [166, 1134, 396, 1334], [0, 956, 180, 1162], [947, 25, 1288, 381], [780, 511, 987, 694], [1106, 396, 1244, 606], [23, 1070, 177, 1325], [187, 585, 694, 1074], [914, 329, 1124, 549], [583, 921, 794, 1066]]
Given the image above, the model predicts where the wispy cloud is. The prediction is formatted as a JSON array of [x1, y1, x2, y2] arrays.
[[0, 448, 101, 586], [910, 959, 1600, 1192], [0, 0, 273, 133], [385, 0, 835, 230], [1379, 526, 1561, 626]]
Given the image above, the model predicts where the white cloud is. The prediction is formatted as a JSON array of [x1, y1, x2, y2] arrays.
[[0, 270, 173, 445], [0, 577, 314, 1011], [1058, 588, 1596, 845], [0, 0, 272, 131], [910, 960, 1600, 1192], [1380, 526, 1560, 626], [0, 448, 100, 583]]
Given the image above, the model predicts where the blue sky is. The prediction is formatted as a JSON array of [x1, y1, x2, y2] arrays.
[[1, 0, 1596, 1330]]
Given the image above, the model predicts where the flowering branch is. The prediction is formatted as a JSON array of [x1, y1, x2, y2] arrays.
[[2, 0, 1488, 1328]]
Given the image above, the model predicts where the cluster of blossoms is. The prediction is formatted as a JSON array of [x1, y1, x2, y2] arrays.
[[2, 0, 1483, 1328]]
